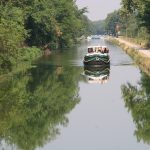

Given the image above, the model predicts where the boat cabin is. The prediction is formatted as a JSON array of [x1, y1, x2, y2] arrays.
[[87, 46, 109, 53]]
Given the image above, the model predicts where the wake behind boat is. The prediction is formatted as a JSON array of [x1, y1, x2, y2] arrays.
[[83, 46, 110, 66]]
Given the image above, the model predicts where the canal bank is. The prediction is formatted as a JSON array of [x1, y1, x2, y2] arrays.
[[107, 36, 150, 76]]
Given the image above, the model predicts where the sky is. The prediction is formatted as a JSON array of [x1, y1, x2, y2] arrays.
[[76, 0, 121, 21]]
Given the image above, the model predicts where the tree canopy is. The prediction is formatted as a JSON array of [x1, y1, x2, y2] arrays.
[[103, 0, 150, 46], [0, 0, 90, 70], [121, 0, 150, 31]]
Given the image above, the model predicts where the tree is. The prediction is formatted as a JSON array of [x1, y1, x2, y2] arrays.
[[104, 10, 120, 36], [0, 3, 27, 69], [0, 0, 89, 70], [92, 20, 105, 35], [121, 0, 150, 32]]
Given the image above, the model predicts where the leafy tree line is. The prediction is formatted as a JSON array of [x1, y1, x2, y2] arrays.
[[91, 20, 105, 35], [0, 0, 90, 69], [103, 0, 150, 47], [104, 10, 120, 36]]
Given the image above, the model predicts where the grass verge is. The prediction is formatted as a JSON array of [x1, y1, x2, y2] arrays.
[[108, 37, 150, 76]]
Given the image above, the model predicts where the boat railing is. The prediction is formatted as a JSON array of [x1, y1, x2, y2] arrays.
[[88, 46, 109, 54]]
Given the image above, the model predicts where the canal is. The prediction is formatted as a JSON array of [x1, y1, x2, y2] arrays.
[[0, 39, 150, 150]]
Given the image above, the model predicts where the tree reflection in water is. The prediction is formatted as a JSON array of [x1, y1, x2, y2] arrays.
[[0, 64, 81, 150], [121, 72, 150, 144]]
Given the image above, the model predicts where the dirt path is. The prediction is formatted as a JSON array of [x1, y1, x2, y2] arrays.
[[115, 37, 150, 58]]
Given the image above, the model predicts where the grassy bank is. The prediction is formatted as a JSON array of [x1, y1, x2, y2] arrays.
[[107, 37, 150, 76], [119, 36, 149, 48]]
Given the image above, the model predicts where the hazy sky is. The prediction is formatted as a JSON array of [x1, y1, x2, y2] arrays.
[[76, 0, 121, 21]]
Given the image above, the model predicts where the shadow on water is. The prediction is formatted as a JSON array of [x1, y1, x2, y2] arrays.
[[121, 72, 150, 144], [0, 62, 81, 150]]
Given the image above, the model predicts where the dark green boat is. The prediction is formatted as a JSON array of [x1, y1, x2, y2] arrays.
[[83, 46, 110, 66]]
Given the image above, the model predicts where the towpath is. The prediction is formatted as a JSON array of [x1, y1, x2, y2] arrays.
[[114, 37, 150, 58]]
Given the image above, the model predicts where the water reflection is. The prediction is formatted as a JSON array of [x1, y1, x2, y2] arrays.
[[1, 38, 150, 150], [0, 64, 81, 150], [121, 72, 150, 144], [82, 65, 110, 84]]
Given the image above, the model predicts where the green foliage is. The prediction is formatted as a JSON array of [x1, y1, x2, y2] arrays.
[[92, 20, 105, 35], [53, 0, 86, 47], [80, 18, 106, 36], [104, 10, 120, 36], [0, 0, 88, 70], [121, 0, 150, 31], [22, 0, 87, 48], [121, 0, 136, 13], [120, 0, 150, 46], [0, 4, 27, 68], [103, 0, 150, 46], [121, 14, 139, 37], [25, 0, 58, 46], [76, 15, 95, 36], [20, 47, 41, 61]]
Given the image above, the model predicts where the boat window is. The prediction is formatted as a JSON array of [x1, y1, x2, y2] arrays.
[[88, 48, 93, 53]]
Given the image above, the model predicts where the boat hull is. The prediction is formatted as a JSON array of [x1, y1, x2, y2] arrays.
[[83, 54, 110, 66]]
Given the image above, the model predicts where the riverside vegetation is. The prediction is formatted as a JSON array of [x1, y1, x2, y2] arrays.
[[104, 0, 150, 47], [0, 0, 94, 73], [101, 0, 150, 75], [93, 0, 150, 48], [0, 0, 150, 74], [107, 37, 150, 76]]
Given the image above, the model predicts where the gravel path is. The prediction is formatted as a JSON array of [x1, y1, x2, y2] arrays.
[[115, 37, 150, 58]]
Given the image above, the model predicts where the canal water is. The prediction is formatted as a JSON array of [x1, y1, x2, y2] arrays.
[[0, 39, 150, 150]]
